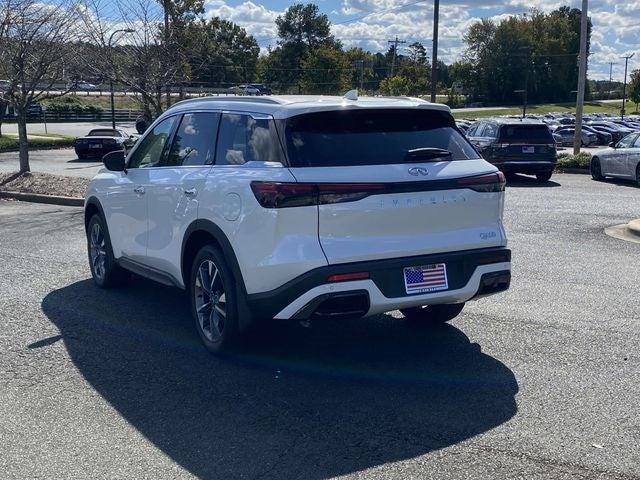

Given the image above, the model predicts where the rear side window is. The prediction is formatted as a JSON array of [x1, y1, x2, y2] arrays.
[[215, 113, 284, 165], [283, 109, 480, 167], [499, 125, 553, 143], [165, 112, 219, 166]]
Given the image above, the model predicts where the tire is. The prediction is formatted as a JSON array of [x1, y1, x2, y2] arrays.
[[636, 164, 640, 188], [77, 153, 86, 160], [400, 303, 465, 326], [190, 245, 240, 354], [591, 157, 604, 181], [536, 171, 553, 182], [87, 214, 128, 288]]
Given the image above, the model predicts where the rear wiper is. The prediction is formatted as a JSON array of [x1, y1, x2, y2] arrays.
[[404, 148, 452, 162]]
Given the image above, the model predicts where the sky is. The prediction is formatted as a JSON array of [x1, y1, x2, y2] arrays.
[[203, 0, 640, 81]]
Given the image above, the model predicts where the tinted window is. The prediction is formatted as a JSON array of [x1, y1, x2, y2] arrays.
[[88, 129, 118, 137], [215, 113, 284, 165], [128, 117, 176, 168], [165, 113, 219, 167], [499, 125, 553, 143], [617, 134, 637, 148], [483, 124, 498, 137], [283, 109, 479, 167], [466, 124, 479, 136]]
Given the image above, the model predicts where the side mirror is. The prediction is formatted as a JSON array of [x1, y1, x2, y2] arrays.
[[103, 150, 126, 171], [609, 142, 617, 148]]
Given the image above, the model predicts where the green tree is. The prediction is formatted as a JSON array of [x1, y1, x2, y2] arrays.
[[629, 69, 640, 113], [379, 76, 412, 96], [184, 18, 259, 88], [300, 47, 350, 94], [263, 3, 338, 91]]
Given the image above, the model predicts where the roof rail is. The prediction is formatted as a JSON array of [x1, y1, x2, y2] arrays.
[[169, 95, 284, 109]]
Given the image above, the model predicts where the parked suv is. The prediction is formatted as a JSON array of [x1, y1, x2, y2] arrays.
[[85, 96, 511, 353], [467, 118, 557, 182]]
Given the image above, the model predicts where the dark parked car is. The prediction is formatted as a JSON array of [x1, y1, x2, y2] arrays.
[[553, 127, 598, 147], [249, 83, 273, 95], [466, 118, 557, 182], [74, 128, 135, 160]]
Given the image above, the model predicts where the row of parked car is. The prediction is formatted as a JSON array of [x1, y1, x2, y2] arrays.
[[457, 113, 640, 148], [455, 113, 640, 185]]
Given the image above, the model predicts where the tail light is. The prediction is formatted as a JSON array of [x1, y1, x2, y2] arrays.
[[456, 172, 506, 192], [251, 174, 505, 209], [250, 182, 384, 208]]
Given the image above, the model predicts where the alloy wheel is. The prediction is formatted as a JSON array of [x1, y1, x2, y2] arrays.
[[89, 222, 107, 281], [194, 259, 227, 342]]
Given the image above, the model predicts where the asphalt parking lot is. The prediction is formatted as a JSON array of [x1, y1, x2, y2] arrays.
[[1, 173, 639, 479]]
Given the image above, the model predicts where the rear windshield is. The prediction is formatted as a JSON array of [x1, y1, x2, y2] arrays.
[[88, 129, 117, 136], [499, 125, 553, 143], [282, 109, 480, 167]]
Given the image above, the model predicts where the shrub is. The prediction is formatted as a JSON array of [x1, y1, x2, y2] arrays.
[[556, 152, 591, 170]]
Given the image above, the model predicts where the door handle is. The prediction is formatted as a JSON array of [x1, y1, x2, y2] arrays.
[[184, 188, 197, 198], [134, 186, 145, 195]]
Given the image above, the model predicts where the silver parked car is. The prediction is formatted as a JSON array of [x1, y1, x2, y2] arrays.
[[590, 133, 640, 186]]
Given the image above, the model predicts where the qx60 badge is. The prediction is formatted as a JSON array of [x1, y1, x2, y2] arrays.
[[408, 167, 429, 176]]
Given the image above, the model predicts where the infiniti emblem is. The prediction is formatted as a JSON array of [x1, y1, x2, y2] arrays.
[[408, 167, 429, 176]]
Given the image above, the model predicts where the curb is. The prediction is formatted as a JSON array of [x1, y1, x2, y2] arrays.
[[556, 168, 590, 175], [628, 219, 640, 238], [0, 190, 83, 207]]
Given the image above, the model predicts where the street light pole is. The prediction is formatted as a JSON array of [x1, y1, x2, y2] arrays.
[[573, 0, 589, 155], [430, 0, 440, 103], [621, 53, 634, 120], [107, 29, 134, 130]]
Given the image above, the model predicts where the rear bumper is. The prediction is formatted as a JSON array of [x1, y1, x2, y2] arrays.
[[75, 145, 121, 158], [492, 160, 556, 174], [246, 247, 511, 320]]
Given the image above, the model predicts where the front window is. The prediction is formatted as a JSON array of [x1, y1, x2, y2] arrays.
[[128, 117, 176, 168], [283, 109, 479, 167], [166, 113, 219, 166], [616, 134, 638, 149]]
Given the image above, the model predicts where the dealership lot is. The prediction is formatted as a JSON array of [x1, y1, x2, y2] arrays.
[[1, 173, 639, 479]]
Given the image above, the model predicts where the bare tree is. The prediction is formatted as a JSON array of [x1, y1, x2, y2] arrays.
[[79, 0, 187, 117], [0, 0, 81, 172]]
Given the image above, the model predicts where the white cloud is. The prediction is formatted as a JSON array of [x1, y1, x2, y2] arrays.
[[204, 0, 640, 78]]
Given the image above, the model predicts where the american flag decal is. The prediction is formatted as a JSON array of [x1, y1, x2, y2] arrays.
[[403, 263, 448, 294]]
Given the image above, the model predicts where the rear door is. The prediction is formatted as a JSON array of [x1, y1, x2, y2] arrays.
[[281, 108, 506, 265]]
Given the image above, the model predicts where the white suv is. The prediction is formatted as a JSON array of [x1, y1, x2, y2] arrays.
[[84, 95, 511, 353]]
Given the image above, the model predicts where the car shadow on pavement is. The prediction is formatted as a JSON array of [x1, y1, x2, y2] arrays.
[[506, 174, 561, 188], [41, 278, 518, 479]]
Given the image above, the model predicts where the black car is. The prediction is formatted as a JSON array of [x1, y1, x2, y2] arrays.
[[249, 83, 273, 95], [466, 118, 557, 182], [74, 128, 134, 160]]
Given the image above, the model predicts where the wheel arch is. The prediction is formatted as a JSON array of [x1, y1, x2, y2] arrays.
[[181, 219, 246, 296], [84, 196, 106, 233], [181, 220, 254, 330]]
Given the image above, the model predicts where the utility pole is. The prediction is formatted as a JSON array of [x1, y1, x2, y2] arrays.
[[621, 53, 634, 120], [608, 62, 616, 99], [573, 0, 589, 155], [163, 0, 172, 109], [430, 0, 440, 102], [387, 36, 406, 77]]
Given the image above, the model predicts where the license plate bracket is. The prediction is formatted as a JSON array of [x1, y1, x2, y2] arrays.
[[403, 263, 449, 295]]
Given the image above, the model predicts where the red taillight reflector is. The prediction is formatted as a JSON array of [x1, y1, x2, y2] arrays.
[[456, 172, 506, 192], [327, 271, 370, 283]]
